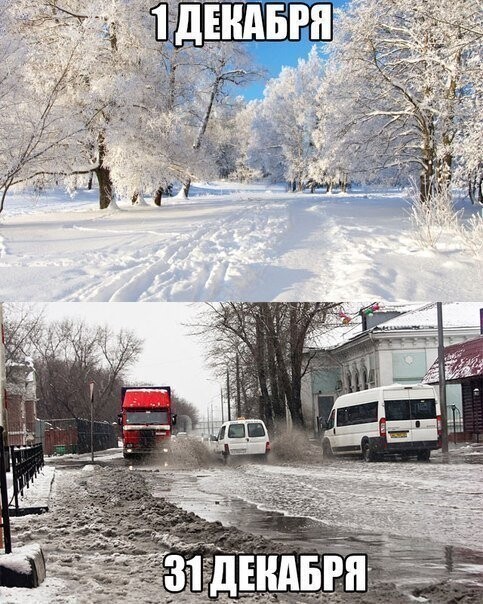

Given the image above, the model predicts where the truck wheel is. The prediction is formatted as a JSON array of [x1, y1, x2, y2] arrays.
[[417, 450, 431, 462], [362, 440, 375, 462], [322, 439, 333, 460]]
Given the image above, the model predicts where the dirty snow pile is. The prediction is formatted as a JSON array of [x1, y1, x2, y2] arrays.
[[0, 182, 481, 301], [1, 462, 481, 603]]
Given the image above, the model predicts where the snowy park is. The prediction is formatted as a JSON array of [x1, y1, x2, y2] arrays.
[[1, 182, 481, 302]]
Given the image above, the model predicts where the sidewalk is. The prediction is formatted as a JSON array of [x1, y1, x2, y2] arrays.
[[6, 466, 55, 511], [432, 441, 483, 464]]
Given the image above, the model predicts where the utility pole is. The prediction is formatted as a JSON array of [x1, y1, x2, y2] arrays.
[[236, 354, 241, 417], [226, 367, 231, 421], [220, 387, 224, 423], [437, 302, 449, 464], [89, 381, 95, 463]]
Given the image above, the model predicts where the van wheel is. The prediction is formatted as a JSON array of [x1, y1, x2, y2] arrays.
[[362, 440, 375, 462], [417, 450, 430, 462], [322, 439, 333, 460]]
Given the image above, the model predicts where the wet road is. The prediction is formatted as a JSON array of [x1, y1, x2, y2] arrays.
[[147, 458, 483, 589]]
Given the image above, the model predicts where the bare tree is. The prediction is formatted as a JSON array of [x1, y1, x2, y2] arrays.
[[172, 391, 200, 428], [3, 303, 45, 379], [197, 303, 341, 431], [4, 311, 143, 421]]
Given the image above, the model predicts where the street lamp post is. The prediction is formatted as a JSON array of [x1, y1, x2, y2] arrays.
[[89, 381, 95, 463]]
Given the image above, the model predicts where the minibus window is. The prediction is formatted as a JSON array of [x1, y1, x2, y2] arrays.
[[411, 399, 436, 419], [218, 426, 226, 440], [337, 408, 348, 426], [327, 411, 335, 430], [347, 405, 361, 425], [358, 401, 378, 424], [228, 423, 245, 438], [385, 400, 410, 421]]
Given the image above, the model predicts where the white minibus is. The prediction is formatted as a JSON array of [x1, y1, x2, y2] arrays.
[[321, 384, 441, 461]]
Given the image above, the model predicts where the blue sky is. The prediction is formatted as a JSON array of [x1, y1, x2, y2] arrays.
[[241, 1, 346, 99]]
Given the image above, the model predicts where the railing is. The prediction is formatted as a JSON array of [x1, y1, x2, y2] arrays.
[[0, 426, 12, 553], [9, 443, 46, 516]]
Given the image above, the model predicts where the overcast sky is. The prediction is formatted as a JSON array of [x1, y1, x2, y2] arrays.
[[44, 303, 222, 421]]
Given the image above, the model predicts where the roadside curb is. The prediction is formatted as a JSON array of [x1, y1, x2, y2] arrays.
[[0, 544, 46, 588]]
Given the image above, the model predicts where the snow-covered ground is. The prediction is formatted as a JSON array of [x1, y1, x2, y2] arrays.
[[0, 183, 481, 302]]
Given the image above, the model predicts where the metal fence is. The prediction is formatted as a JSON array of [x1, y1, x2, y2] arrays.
[[36, 418, 118, 455], [0, 426, 12, 553], [9, 443, 45, 515], [0, 427, 46, 552]]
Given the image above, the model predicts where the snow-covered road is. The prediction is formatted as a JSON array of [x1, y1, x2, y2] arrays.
[[0, 183, 480, 301]]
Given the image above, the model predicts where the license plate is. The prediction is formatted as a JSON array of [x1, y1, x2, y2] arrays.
[[231, 449, 247, 455], [389, 432, 408, 438]]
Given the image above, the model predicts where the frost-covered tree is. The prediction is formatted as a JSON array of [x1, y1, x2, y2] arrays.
[[228, 101, 264, 182], [3, 1, 257, 209], [175, 43, 256, 198], [314, 0, 482, 201], [3, 1, 162, 209], [250, 47, 324, 190], [0, 1, 91, 212]]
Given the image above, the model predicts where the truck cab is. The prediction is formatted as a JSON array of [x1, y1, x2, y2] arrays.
[[120, 387, 176, 458]]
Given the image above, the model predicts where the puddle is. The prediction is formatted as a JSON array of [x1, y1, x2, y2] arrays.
[[151, 472, 483, 588]]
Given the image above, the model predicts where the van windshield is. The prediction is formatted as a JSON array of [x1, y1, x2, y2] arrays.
[[385, 399, 436, 421], [228, 423, 245, 438]]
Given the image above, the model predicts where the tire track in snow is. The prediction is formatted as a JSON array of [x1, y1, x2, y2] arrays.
[[64, 198, 290, 301]]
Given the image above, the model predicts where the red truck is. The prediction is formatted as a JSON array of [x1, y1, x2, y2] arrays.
[[119, 387, 176, 458]]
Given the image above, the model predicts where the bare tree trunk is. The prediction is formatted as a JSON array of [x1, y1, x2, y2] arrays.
[[181, 180, 191, 199], [193, 78, 220, 151], [131, 191, 139, 205], [95, 166, 114, 210], [341, 173, 348, 193], [154, 187, 163, 207], [95, 132, 114, 210], [260, 305, 285, 424], [255, 312, 273, 431], [87, 172, 94, 190], [420, 120, 435, 203]]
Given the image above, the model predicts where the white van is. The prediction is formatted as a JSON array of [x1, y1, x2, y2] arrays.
[[216, 419, 270, 461], [321, 384, 441, 462]]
